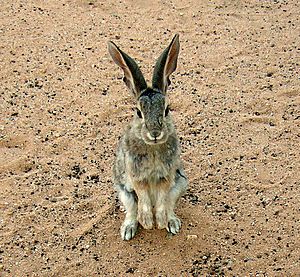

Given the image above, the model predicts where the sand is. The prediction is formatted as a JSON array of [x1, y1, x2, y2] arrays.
[[1, 0, 299, 275]]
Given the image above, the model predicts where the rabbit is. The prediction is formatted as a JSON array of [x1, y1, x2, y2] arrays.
[[108, 34, 188, 240]]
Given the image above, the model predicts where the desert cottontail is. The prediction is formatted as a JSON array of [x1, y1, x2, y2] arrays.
[[108, 34, 188, 240]]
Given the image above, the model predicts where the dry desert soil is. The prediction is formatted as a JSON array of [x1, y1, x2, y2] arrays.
[[0, 0, 299, 276]]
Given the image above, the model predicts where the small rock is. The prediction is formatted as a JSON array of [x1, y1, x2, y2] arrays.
[[187, 234, 198, 240], [125, 267, 136, 274]]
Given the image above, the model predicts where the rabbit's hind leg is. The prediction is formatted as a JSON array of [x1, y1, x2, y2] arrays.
[[118, 184, 139, 240], [166, 169, 188, 234]]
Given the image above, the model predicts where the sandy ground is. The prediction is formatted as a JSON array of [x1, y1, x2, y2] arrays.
[[1, 0, 299, 276]]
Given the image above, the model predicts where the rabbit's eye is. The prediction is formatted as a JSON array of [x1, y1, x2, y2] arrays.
[[136, 109, 143, 118], [165, 106, 170, 116]]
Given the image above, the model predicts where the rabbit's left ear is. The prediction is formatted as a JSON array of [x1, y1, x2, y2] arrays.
[[108, 41, 147, 98], [152, 34, 180, 94]]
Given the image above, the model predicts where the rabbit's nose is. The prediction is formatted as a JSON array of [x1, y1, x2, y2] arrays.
[[151, 130, 161, 138], [149, 130, 164, 142]]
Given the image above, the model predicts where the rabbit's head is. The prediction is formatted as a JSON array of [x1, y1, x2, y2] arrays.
[[108, 35, 180, 145]]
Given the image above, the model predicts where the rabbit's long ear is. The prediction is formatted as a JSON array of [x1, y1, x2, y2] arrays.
[[152, 34, 180, 94], [108, 41, 147, 98]]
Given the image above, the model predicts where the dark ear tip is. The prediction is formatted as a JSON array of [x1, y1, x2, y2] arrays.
[[107, 41, 114, 51], [108, 41, 116, 49], [108, 41, 121, 57], [170, 34, 179, 48], [108, 40, 122, 51]]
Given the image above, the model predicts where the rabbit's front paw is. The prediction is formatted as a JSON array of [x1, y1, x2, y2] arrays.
[[167, 216, 181, 234], [121, 219, 138, 241], [156, 208, 168, 229], [138, 206, 153, 229]]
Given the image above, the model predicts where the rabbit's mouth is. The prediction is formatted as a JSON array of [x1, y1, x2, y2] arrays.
[[144, 130, 166, 145]]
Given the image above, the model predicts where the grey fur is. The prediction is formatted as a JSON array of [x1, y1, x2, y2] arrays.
[[109, 34, 188, 240]]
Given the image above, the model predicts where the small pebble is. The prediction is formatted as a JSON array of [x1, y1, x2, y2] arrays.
[[187, 234, 198, 240]]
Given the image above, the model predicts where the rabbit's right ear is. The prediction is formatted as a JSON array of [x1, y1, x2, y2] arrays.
[[108, 41, 147, 98]]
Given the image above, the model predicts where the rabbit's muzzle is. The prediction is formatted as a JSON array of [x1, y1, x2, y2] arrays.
[[143, 114, 167, 144], [142, 122, 167, 145], [146, 129, 165, 143]]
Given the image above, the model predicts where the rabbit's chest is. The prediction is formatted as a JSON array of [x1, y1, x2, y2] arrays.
[[144, 156, 169, 182], [129, 152, 173, 183]]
